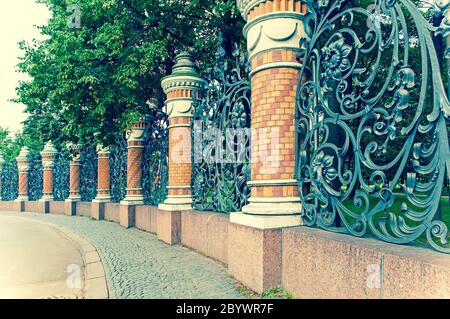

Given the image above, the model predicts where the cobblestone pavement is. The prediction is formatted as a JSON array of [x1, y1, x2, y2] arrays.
[[0, 212, 244, 299]]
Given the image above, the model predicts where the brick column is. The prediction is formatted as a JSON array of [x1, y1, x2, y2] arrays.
[[16, 146, 30, 211], [228, 0, 307, 293], [0, 154, 4, 200], [92, 145, 111, 220], [156, 53, 206, 245], [39, 141, 58, 213], [65, 143, 81, 216], [120, 120, 146, 228]]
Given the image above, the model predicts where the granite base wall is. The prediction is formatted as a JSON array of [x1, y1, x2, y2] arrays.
[[282, 227, 450, 298], [135, 205, 158, 234], [76, 202, 92, 217], [181, 210, 229, 265], [49, 201, 65, 215], [104, 203, 120, 223]]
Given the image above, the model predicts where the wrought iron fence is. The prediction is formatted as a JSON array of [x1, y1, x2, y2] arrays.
[[27, 153, 43, 201], [110, 134, 127, 203], [80, 145, 98, 202], [295, 0, 450, 253], [53, 149, 70, 201], [142, 112, 169, 206], [191, 36, 252, 213], [1, 160, 18, 201]]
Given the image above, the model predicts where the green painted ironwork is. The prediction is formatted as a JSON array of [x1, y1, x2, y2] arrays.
[[142, 112, 169, 206], [1, 160, 18, 201], [295, 0, 450, 252], [53, 149, 70, 201], [110, 134, 127, 203], [80, 145, 98, 202], [192, 36, 252, 213], [27, 153, 43, 201]]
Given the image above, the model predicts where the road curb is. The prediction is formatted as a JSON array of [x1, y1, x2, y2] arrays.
[[9, 215, 109, 299]]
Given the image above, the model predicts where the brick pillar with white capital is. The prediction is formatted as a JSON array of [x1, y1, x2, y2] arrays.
[[39, 141, 58, 213], [65, 143, 82, 216], [228, 0, 308, 293], [16, 146, 30, 212], [92, 145, 111, 220], [156, 52, 206, 245], [120, 120, 146, 228]]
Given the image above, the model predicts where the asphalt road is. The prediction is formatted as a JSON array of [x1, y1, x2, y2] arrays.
[[0, 213, 84, 299]]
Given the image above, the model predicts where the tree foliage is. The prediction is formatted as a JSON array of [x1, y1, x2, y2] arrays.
[[14, 0, 245, 147]]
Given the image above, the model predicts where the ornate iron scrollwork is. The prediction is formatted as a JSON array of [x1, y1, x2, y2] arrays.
[[53, 149, 69, 201], [80, 145, 98, 202], [295, 0, 450, 252], [192, 36, 252, 213], [142, 112, 169, 205], [28, 153, 43, 201], [1, 160, 18, 201], [110, 134, 127, 203]]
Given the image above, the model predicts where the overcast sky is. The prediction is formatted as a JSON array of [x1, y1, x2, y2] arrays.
[[0, 0, 50, 133]]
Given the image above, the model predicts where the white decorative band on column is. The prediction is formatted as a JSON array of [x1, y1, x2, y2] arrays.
[[126, 125, 145, 143], [244, 12, 306, 61], [164, 98, 197, 123]]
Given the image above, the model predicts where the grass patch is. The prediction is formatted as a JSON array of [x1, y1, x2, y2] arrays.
[[234, 283, 294, 299], [261, 287, 293, 299]]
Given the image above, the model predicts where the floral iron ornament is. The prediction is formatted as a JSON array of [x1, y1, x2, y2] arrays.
[[295, 0, 450, 252], [191, 35, 251, 214]]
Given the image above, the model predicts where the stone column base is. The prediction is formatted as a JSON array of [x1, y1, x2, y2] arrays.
[[228, 220, 283, 293], [158, 195, 192, 212], [91, 201, 106, 220], [230, 212, 302, 230], [119, 202, 137, 228], [38, 199, 51, 214], [64, 199, 78, 216], [156, 209, 181, 245]]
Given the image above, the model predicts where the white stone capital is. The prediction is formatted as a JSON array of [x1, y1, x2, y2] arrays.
[[16, 146, 30, 165], [164, 98, 196, 120], [125, 123, 146, 143], [96, 144, 110, 155], [244, 12, 306, 62]]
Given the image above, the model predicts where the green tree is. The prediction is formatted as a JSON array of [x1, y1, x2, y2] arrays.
[[15, 0, 245, 147]]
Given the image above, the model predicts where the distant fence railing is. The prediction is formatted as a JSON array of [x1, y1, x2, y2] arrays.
[[1, 160, 18, 201], [110, 134, 127, 203], [53, 149, 70, 201], [27, 153, 43, 201]]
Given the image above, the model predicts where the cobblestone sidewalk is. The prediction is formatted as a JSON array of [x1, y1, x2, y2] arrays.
[[0, 212, 244, 299]]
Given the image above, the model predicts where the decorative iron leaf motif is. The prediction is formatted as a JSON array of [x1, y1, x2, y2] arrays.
[[110, 134, 127, 203], [192, 35, 251, 213], [296, 0, 450, 252], [1, 160, 18, 201], [80, 145, 97, 202], [142, 112, 169, 205]]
